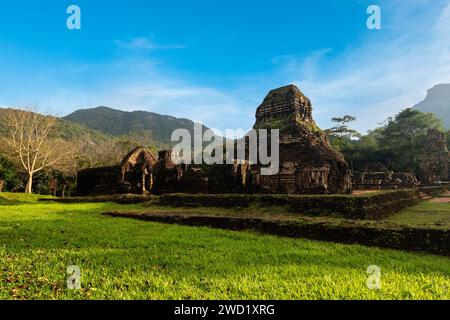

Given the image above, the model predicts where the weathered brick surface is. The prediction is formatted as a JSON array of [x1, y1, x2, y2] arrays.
[[156, 189, 420, 219]]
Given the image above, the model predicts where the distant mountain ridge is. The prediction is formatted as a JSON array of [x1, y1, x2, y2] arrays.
[[413, 84, 450, 128], [63, 106, 209, 145], [0, 107, 111, 144]]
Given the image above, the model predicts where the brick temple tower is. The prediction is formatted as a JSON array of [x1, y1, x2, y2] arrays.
[[255, 85, 313, 124], [251, 84, 352, 194]]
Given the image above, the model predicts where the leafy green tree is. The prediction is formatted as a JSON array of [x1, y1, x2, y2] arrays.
[[32, 170, 77, 197], [333, 109, 445, 174], [447, 130, 450, 150], [340, 134, 382, 171], [0, 154, 23, 192], [375, 108, 444, 173], [325, 115, 361, 151]]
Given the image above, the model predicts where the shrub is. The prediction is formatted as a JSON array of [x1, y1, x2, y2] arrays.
[[0, 155, 23, 192]]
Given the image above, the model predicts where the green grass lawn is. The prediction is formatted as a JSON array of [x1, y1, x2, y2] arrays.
[[386, 200, 450, 228], [0, 192, 449, 300]]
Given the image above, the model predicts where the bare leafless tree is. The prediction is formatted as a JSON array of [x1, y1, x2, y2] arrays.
[[76, 130, 156, 169], [1, 108, 75, 193]]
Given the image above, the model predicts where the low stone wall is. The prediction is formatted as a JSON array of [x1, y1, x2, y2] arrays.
[[419, 185, 448, 196], [76, 166, 122, 196], [157, 190, 420, 219], [40, 190, 420, 220], [39, 189, 421, 220], [104, 212, 450, 256]]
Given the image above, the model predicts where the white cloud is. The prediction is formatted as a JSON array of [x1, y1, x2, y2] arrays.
[[114, 37, 187, 50], [35, 57, 246, 130], [270, 0, 450, 133], [3, 1, 449, 135]]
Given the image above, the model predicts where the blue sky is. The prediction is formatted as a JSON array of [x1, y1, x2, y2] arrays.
[[0, 0, 449, 133]]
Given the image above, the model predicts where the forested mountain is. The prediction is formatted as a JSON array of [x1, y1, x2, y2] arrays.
[[413, 84, 450, 128], [63, 106, 209, 145]]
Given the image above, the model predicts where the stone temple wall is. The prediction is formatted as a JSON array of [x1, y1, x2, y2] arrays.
[[77, 166, 123, 196], [152, 150, 250, 194], [76, 147, 156, 196], [352, 162, 419, 189]]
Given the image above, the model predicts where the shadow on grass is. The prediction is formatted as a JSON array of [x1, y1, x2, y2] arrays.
[[0, 196, 36, 206], [0, 192, 56, 206]]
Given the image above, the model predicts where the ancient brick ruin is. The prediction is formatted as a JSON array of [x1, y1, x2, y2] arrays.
[[420, 129, 449, 185], [353, 162, 419, 190], [77, 147, 157, 196], [249, 85, 352, 194], [151, 85, 352, 195], [76, 86, 450, 195], [76, 85, 352, 195], [152, 150, 250, 194]]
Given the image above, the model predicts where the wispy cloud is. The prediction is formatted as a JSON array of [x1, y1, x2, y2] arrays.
[[36, 57, 244, 130], [269, 0, 450, 133], [114, 37, 187, 51], [2, 1, 449, 135]]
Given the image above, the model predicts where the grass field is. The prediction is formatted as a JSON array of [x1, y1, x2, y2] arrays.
[[0, 192, 449, 300], [386, 201, 450, 228]]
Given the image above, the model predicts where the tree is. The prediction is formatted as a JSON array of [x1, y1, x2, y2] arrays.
[[330, 110, 446, 174], [0, 154, 22, 192], [76, 130, 157, 169], [325, 115, 361, 151], [446, 130, 450, 150], [339, 134, 382, 171], [1, 108, 75, 193], [373, 108, 444, 173]]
